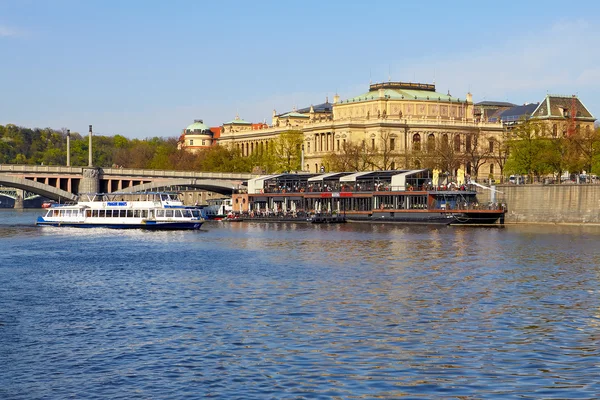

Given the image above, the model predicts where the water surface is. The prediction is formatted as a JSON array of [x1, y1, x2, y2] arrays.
[[1, 210, 599, 398]]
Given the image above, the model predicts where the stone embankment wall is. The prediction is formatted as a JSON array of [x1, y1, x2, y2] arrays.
[[477, 184, 600, 224]]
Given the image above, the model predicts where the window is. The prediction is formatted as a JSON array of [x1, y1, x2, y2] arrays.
[[454, 135, 461, 152], [466, 134, 472, 152], [553, 124, 558, 137], [489, 139, 494, 152], [441, 134, 448, 151], [307, 143, 311, 153], [202, 140, 206, 146], [412, 134, 421, 151], [390, 138, 395, 150], [189, 139, 194, 146], [371, 138, 375, 150], [489, 164, 495, 174], [427, 134, 435, 153], [337, 139, 340, 151]]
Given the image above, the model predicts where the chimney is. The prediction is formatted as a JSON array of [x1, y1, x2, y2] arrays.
[[466, 92, 473, 103]]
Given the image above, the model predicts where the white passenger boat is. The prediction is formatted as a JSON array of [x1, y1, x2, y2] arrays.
[[36, 192, 204, 230]]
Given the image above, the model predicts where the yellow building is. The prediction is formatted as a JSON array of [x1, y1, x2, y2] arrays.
[[178, 119, 215, 153], [216, 82, 596, 181]]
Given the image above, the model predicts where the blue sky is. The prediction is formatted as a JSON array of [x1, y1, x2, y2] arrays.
[[1, 0, 599, 139]]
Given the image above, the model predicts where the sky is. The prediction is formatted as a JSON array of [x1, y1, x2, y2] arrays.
[[1, 0, 599, 139]]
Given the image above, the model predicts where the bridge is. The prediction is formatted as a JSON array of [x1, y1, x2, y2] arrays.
[[0, 165, 257, 207]]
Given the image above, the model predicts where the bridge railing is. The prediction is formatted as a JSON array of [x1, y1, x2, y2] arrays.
[[0, 164, 258, 180], [0, 165, 83, 173]]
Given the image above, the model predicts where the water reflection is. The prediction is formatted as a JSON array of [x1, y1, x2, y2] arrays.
[[1, 211, 600, 397]]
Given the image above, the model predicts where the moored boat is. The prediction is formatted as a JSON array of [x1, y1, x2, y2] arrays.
[[234, 169, 506, 226], [36, 192, 204, 230]]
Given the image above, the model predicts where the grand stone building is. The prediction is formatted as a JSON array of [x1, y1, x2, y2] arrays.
[[205, 82, 596, 180]]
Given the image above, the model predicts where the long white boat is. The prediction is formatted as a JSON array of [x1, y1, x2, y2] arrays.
[[36, 192, 204, 230]]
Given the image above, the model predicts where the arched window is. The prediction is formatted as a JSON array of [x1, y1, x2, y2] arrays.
[[427, 134, 435, 152], [466, 134, 472, 152], [454, 135, 461, 152], [412, 133, 421, 151], [315, 163, 318, 173], [441, 134, 449, 151], [489, 164, 495, 174], [466, 162, 472, 175]]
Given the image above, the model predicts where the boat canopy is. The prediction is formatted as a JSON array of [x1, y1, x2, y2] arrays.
[[247, 174, 284, 194], [390, 169, 431, 190], [339, 171, 374, 183], [307, 172, 353, 182]]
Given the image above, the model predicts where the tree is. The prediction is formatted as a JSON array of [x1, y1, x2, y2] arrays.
[[570, 126, 600, 175], [369, 130, 400, 170], [270, 130, 304, 172], [463, 130, 492, 180], [323, 140, 376, 172], [505, 119, 548, 182]]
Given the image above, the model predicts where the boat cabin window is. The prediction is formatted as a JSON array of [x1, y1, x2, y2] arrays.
[[156, 210, 165, 218], [165, 210, 174, 218]]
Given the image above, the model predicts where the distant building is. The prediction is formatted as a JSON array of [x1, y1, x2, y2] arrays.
[[474, 101, 516, 123], [178, 119, 216, 153], [530, 95, 596, 136]]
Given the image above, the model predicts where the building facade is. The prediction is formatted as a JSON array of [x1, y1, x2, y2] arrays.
[[187, 82, 596, 181]]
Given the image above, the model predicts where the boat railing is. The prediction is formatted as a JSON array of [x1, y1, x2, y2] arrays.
[[259, 183, 478, 194]]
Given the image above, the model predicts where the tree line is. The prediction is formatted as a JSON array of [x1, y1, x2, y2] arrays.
[[2, 123, 598, 181], [0, 124, 305, 173]]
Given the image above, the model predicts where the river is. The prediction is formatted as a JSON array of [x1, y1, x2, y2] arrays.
[[1, 209, 599, 399]]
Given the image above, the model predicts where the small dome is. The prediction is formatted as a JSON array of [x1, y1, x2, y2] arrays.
[[186, 119, 211, 133]]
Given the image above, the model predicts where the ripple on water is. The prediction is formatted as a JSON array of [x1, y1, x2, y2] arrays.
[[1, 215, 600, 398]]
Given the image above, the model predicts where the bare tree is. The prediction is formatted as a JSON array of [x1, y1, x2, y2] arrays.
[[463, 129, 493, 180]]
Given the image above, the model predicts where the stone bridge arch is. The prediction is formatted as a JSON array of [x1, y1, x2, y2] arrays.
[[0, 176, 78, 202], [120, 178, 243, 196]]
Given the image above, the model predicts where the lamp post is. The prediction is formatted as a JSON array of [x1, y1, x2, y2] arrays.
[[66, 129, 71, 167], [88, 125, 93, 167], [404, 119, 409, 169]]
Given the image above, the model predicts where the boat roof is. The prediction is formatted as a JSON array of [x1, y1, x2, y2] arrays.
[[307, 172, 354, 182], [339, 171, 374, 182]]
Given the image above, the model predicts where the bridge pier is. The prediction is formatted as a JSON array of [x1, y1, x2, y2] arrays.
[[80, 167, 100, 194], [14, 189, 24, 209]]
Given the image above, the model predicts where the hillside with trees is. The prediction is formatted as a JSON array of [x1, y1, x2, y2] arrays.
[[0, 124, 305, 174]]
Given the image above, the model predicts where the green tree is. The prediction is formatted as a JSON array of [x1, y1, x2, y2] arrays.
[[270, 130, 304, 172], [505, 120, 548, 182]]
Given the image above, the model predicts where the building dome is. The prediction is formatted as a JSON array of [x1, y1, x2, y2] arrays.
[[186, 119, 211, 134]]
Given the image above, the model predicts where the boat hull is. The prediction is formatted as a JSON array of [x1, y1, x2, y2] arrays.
[[36, 217, 203, 230], [346, 210, 504, 225]]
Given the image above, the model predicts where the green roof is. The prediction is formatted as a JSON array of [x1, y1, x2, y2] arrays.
[[224, 116, 251, 125], [342, 88, 462, 103], [186, 120, 211, 132], [279, 112, 309, 118]]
